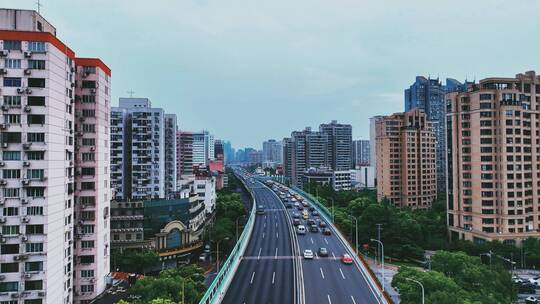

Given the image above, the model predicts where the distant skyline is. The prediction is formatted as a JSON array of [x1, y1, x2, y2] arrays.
[[4, 0, 540, 147]]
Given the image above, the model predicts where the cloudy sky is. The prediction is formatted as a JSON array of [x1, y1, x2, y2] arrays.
[[4, 0, 540, 148]]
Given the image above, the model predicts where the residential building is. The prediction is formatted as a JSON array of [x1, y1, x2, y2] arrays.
[[375, 109, 437, 208], [282, 138, 293, 182], [320, 120, 353, 171], [447, 71, 540, 245], [352, 139, 370, 167], [222, 140, 234, 164], [262, 139, 282, 164], [110, 98, 177, 200], [178, 131, 193, 176], [0, 8, 110, 304], [369, 116, 384, 180], [350, 166, 375, 189], [110, 200, 148, 251], [301, 167, 351, 191], [111, 108, 129, 201]]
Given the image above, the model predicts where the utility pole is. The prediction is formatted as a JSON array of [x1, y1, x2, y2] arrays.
[[376, 223, 382, 266]]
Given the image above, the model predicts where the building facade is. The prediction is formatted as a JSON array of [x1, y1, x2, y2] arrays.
[[447, 71, 540, 245], [0, 9, 110, 304], [319, 120, 353, 171], [262, 139, 282, 164], [352, 139, 370, 167], [375, 109, 437, 208]]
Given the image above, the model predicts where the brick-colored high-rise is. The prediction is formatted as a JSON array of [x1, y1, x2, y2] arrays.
[[447, 71, 540, 245], [375, 109, 437, 208]]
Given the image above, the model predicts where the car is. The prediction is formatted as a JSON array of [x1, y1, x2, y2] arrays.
[[292, 213, 300, 219], [312, 211, 319, 216], [297, 205, 304, 211], [341, 254, 353, 264], [322, 228, 331, 235], [293, 219, 301, 226], [526, 296, 539, 303], [318, 247, 329, 257], [307, 219, 316, 226], [303, 213, 309, 220], [519, 283, 537, 294], [297, 225, 306, 235], [319, 221, 327, 228], [256, 205, 265, 215], [303, 249, 314, 259], [309, 225, 319, 233], [308, 206, 315, 211], [286, 203, 293, 209]]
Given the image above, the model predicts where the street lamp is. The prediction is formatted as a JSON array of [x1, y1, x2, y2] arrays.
[[370, 238, 385, 291], [330, 198, 335, 223], [480, 251, 492, 268], [348, 214, 358, 255], [406, 278, 425, 304], [216, 237, 230, 273], [235, 215, 245, 242]]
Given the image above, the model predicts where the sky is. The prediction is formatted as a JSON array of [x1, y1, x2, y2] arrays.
[[4, 0, 540, 148]]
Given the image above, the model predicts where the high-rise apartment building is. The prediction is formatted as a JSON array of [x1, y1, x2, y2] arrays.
[[192, 131, 214, 167], [282, 138, 293, 181], [178, 131, 215, 178], [262, 139, 282, 164], [73, 58, 111, 304], [352, 139, 370, 167], [0, 9, 110, 304], [178, 131, 194, 176], [110, 98, 177, 200], [375, 109, 437, 208], [369, 116, 384, 177], [319, 120, 353, 171], [405, 77, 468, 193], [447, 71, 540, 244], [110, 108, 129, 201]]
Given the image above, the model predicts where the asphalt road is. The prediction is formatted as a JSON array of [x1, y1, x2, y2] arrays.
[[222, 179, 295, 304]]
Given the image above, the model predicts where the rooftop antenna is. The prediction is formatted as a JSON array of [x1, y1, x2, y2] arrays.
[[127, 90, 135, 98], [36, 0, 42, 14]]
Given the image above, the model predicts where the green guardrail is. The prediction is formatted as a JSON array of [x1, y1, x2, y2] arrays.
[[198, 174, 256, 304]]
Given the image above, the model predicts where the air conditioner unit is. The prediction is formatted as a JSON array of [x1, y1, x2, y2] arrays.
[[10, 293, 19, 298], [21, 198, 28, 204], [23, 69, 31, 75], [25, 88, 32, 94], [90, 88, 96, 94], [0, 275, 5, 280], [1, 105, 9, 111], [0, 162, 5, 167], [0, 124, 6, 129], [0, 237, 5, 243], [69, 161, 74, 166], [79, 117, 85, 122], [37, 291, 45, 297], [0, 50, 8, 57], [21, 235, 27, 242], [0, 68, 7, 75], [22, 179, 30, 185], [24, 106, 31, 113], [40, 176, 47, 182], [23, 161, 30, 167], [2, 143, 7, 148], [24, 51, 32, 58], [16, 88, 24, 94], [0, 218, 6, 223], [13, 255, 20, 261], [19, 254, 28, 260], [22, 143, 31, 149], [23, 273, 31, 279], [70, 98, 74, 104], [0, 179, 7, 185], [70, 67, 75, 73], [22, 217, 29, 223], [90, 146, 95, 151]]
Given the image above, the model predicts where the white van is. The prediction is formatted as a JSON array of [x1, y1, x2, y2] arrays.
[[297, 225, 306, 235]]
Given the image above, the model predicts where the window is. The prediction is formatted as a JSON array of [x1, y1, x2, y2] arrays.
[[3, 169, 20, 179], [83, 66, 96, 74], [79, 255, 94, 264], [0, 244, 19, 254], [5, 114, 20, 124], [27, 115, 45, 125], [26, 187, 44, 198], [24, 262, 42, 272], [27, 133, 45, 143], [26, 225, 44, 235], [0, 263, 18, 273], [81, 167, 95, 176], [27, 78, 45, 88], [3, 77, 21, 87], [81, 81, 96, 89], [26, 206, 43, 216], [26, 151, 44, 160], [80, 211, 95, 221], [81, 225, 94, 234], [82, 95, 95, 103], [80, 196, 95, 206], [24, 299, 43, 304], [0, 281, 18, 292], [82, 124, 95, 133], [3, 96, 21, 107], [2, 225, 19, 235], [82, 109, 95, 117], [4, 59, 21, 69], [27, 97, 45, 106], [3, 188, 19, 198], [81, 284, 94, 293], [27, 169, 44, 180], [27, 42, 45, 52], [82, 153, 95, 161], [82, 138, 96, 146], [24, 280, 42, 291], [479, 93, 492, 100], [80, 269, 94, 278], [2, 151, 20, 161], [81, 182, 95, 190], [81, 240, 94, 249], [2, 207, 18, 216], [3, 41, 21, 51], [25, 243, 43, 253], [28, 60, 45, 70]]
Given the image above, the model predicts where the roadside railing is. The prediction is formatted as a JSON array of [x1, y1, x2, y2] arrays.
[[198, 173, 256, 304]]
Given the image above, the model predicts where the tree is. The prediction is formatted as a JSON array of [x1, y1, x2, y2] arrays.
[[112, 249, 159, 274]]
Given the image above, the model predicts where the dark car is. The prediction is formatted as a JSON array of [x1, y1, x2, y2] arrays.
[[310, 225, 319, 233], [297, 205, 304, 211], [308, 206, 315, 211], [318, 247, 329, 257], [319, 221, 327, 228], [307, 219, 316, 226], [286, 203, 293, 209], [293, 219, 301, 226], [323, 228, 331, 235], [256, 205, 265, 215], [292, 213, 300, 219]]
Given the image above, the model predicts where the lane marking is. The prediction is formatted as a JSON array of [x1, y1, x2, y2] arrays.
[[324, 238, 329, 245], [250, 271, 255, 284], [339, 268, 345, 279], [275, 222, 278, 228], [275, 248, 278, 258], [310, 237, 314, 244], [320, 267, 325, 279], [262, 232, 265, 239], [272, 271, 276, 284], [351, 295, 357, 304], [264, 222, 266, 228], [327, 294, 332, 304], [258, 248, 262, 260], [332, 252, 336, 259], [276, 232, 279, 239]]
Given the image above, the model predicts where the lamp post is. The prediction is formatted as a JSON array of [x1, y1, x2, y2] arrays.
[[216, 237, 230, 273], [348, 214, 358, 255], [330, 198, 335, 223], [406, 278, 424, 304], [370, 238, 385, 291], [235, 215, 245, 243], [480, 251, 492, 269]]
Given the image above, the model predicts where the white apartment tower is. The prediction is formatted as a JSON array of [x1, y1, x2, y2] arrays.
[[0, 9, 111, 304]]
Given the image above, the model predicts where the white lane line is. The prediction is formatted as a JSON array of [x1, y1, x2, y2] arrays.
[[258, 248, 262, 260], [327, 294, 332, 304], [250, 271, 255, 284], [272, 271, 276, 285], [275, 248, 278, 258], [310, 237, 314, 244], [263, 232, 265, 239], [324, 238, 329, 245], [319, 267, 325, 279], [339, 268, 345, 279], [350, 295, 357, 304], [275, 222, 278, 227], [332, 252, 336, 259], [264, 222, 266, 228]]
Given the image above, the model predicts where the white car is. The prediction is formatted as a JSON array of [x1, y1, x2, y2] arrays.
[[303, 249, 314, 259], [529, 277, 540, 287], [526, 296, 539, 303]]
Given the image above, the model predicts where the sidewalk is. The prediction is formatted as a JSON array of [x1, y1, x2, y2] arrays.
[[364, 255, 401, 303]]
